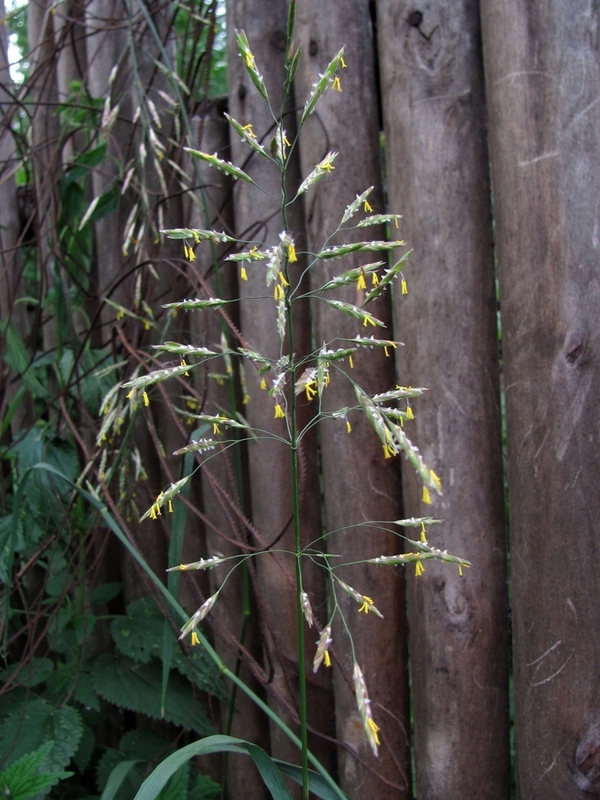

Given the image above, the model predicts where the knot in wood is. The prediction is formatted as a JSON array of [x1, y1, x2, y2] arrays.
[[271, 30, 287, 52], [408, 10, 423, 27], [575, 724, 600, 792]]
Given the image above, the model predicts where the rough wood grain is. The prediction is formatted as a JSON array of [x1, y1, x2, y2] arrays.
[[377, 1, 510, 797], [226, 1, 335, 792], [186, 102, 270, 800], [480, 1, 600, 797], [0, 0, 32, 432], [294, 1, 411, 795]]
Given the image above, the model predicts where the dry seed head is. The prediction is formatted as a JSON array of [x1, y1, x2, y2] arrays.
[[313, 626, 333, 673], [353, 662, 380, 756]]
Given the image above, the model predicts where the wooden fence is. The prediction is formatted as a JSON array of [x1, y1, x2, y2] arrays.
[[2, 0, 598, 798], [200, 1, 600, 798]]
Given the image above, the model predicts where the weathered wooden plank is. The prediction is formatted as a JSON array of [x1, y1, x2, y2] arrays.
[[0, 0, 33, 432], [185, 102, 270, 800], [480, 2, 600, 797], [377, 2, 510, 797], [85, 0, 132, 314], [225, 1, 335, 791], [294, 2, 411, 796]]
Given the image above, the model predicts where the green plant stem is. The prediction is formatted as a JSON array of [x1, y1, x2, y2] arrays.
[[291, 410, 309, 800], [281, 156, 310, 795], [284, 270, 309, 796]]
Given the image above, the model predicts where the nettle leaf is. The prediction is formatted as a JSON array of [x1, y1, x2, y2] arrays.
[[92, 654, 214, 734], [72, 668, 101, 712], [11, 428, 79, 552], [111, 597, 224, 697], [0, 742, 72, 800], [119, 730, 175, 763], [111, 597, 158, 664], [0, 698, 83, 771], [0, 657, 54, 689], [3, 322, 49, 399], [96, 749, 146, 799], [73, 725, 95, 773], [90, 581, 122, 605], [188, 773, 221, 800], [156, 761, 188, 800], [96, 731, 177, 800]]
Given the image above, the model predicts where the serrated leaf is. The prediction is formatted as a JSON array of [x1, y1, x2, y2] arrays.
[[97, 751, 145, 800], [72, 670, 101, 712], [90, 582, 123, 605], [156, 762, 188, 800], [188, 773, 221, 800], [73, 726, 95, 773], [0, 658, 54, 689], [0, 742, 72, 800], [92, 654, 214, 734], [119, 730, 174, 763], [110, 597, 223, 698], [0, 698, 83, 772], [2, 322, 49, 399]]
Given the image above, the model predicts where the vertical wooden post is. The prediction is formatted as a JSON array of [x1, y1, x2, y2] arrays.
[[226, 0, 335, 787], [377, 1, 510, 796], [186, 102, 270, 800], [294, 2, 411, 796], [0, 0, 33, 432], [480, 2, 600, 797], [85, 0, 132, 312], [28, 0, 61, 359]]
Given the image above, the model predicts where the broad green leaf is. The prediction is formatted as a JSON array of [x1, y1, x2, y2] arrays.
[[90, 582, 123, 605], [92, 654, 214, 734], [132, 736, 293, 800], [100, 760, 144, 800], [0, 742, 72, 800], [0, 698, 83, 771], [274, 760, 350, 800]]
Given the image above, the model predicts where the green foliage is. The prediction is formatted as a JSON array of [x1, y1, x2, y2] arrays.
[[132, 737, 294, 800], [95, 731, 219, 800], [187, 774, 220, 800], [0, 699, 83, 772], [110, 597, 224, 697], [92, 654, 214, 735], [4, 1, 29, 84], [0, 742, 72, 800], [96, 729, 172, 800]]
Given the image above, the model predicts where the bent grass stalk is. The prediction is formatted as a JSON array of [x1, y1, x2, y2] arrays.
[[109, 13, 471, 799]]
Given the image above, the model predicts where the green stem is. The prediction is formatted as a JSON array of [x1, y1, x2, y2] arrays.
[[291, 401, 309, 800], [285, 280, 309, 797], [281, 154, 309, 795]]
